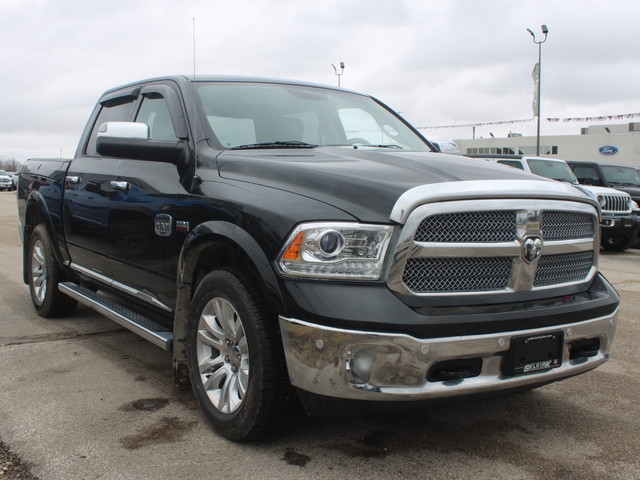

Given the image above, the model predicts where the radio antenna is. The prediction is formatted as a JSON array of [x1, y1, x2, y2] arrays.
[[192, 17, 198, 167]]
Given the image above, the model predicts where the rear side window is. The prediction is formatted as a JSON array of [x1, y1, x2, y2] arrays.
[[85, 101, 134, 156], [497, 160, 524, 170], [572, 166, 599, 183]]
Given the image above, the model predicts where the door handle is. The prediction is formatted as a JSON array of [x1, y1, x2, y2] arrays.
[[110, 181, 130, 191]]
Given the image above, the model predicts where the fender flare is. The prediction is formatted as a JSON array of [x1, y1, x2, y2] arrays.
[[22, 190, 66, 284], [171, 220, 285, 384]]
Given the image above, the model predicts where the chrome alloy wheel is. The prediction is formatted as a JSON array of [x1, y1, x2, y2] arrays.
[[196, 297, 249, 414], [31, 239, 48, 305]]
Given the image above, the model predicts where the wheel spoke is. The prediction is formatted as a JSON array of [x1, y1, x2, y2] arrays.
[[199, 355, 224, 374], [203, 364, 228, 392], [213, 298, 237, 337], [219, 371, 234, 413], [238, 368, 249, 397], [237, 335, 248, 356], [32, 244, 45, 267], [200, 313, 226, 342], [227, 374, 242, 411], [197, 326, 224, 349]]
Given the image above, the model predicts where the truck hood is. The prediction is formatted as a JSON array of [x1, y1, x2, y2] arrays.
[[216, 147, 574, 222]]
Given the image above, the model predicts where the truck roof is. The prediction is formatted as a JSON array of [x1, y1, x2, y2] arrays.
[[101, 75, 361, 97]]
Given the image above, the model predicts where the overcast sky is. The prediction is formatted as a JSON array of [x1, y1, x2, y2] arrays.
[[1, 0, 639, 163]]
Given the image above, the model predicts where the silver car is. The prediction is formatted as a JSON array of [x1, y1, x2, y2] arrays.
[[0, 170, 13, 191]]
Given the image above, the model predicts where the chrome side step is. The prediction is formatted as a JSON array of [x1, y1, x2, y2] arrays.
[[59, 282, 173, 352]]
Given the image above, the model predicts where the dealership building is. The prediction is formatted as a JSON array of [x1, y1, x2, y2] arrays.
[[453, 122, 640, 166]]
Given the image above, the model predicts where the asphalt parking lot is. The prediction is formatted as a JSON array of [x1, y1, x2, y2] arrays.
[[1, 190, 639, 480]]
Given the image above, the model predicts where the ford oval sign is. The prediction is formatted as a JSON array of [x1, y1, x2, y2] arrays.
[[599, 145, 618, 155]]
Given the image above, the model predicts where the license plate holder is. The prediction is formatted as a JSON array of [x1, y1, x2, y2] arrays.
[[503, 331, 564, 377]]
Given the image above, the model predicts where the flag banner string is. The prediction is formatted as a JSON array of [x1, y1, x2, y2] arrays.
[[418, 113, 640, 129], [417, 119, 532, 129], [546, 113, 640, 123]]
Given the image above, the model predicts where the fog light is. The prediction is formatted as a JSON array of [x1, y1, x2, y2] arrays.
[[346, 349, 374, 384]]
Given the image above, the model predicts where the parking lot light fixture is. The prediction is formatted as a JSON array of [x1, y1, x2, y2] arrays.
[[331, 62, 345, 87], [527, 25, 548, 156]]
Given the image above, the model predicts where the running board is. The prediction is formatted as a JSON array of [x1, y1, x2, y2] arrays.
[[59, 282, 173, 352]]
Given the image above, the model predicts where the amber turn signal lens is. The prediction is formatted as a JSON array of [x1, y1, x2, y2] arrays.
[[283, 231, 305, 260]]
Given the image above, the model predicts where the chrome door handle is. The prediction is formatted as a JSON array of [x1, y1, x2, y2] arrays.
[[110, 181, 130, 191], [65, 176, 80, 184]]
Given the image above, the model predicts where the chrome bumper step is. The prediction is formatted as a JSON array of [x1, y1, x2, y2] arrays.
[[59, 282, 173, 351]]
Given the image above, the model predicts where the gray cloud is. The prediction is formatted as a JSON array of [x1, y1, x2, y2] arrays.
[[1, 0, 638, 161]]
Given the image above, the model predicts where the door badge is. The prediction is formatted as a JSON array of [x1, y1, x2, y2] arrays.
[[155, 214, 173, 237]]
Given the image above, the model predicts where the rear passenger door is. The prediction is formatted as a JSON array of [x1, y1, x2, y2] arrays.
[[107, 83, 188, 311], [63, 87, 138, 278]]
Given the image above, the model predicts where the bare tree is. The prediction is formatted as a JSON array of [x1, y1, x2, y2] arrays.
[[0, 156, 20, 172]]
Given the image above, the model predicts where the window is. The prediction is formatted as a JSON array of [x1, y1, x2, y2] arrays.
[[527, 159, 577, 183], [601, 165, 640, 186], [339, 108, 395, 146], [497, 160, 524, 170], [196, 83, 430, 151], [572, 166, 599, 183], [85, 101, 134, 156], [208, 116, 256, 148], [135, 96, 177, 141], [518, 146, 553, 155]]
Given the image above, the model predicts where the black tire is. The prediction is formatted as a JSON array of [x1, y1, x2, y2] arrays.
[[187, 268, 292, 441], [601, 234, 635, 252], [26, 224, 77, 317]]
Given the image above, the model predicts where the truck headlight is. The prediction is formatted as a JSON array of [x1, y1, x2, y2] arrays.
[[597, 195, 606, 209], [278, 222, 395, 280]]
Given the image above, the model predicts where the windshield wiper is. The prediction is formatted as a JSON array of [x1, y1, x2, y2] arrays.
[[230, 141, 317, 150], [343, 143, 404, 150], [367, 144, 403, 149]]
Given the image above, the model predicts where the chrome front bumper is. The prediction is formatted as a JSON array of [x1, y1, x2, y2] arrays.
[[279, 311, 618, 401]]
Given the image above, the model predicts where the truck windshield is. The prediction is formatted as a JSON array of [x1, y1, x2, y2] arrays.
[[527, 159, 578, 184], [601, 165, 640, 187], [196, 82, 431, 151]]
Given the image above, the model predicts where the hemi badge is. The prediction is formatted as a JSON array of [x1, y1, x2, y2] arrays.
[[154, 214, 173, 237], [176, 221, 190, 232]]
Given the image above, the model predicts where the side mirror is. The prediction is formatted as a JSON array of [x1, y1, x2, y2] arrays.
[[96, 122, 187, 164]]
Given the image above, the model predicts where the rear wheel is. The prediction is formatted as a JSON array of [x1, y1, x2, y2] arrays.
[[187, 268, 292, 441], [27, 224, 77, 317]]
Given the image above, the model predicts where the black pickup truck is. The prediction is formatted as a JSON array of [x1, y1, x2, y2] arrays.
[[17, 76, 619, 441]]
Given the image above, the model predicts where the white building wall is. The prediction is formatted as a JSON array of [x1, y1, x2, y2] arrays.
[[454, 125, 640, 167]]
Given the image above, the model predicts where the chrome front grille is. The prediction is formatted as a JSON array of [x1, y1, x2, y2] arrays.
[[403, 257, 512, 293], [387, 198, 599, 298], [414, 211, 516, 243], [600, 194, 630, 213], [534, 251, 595, 287], [541, 211, 594, 240]]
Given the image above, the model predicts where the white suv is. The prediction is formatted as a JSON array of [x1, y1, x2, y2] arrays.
[[474, 156, 636, 251]]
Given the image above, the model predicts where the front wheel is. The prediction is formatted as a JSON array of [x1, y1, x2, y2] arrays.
[[601, 233, 635, 252], [26, 224, 77, 317], [187, 268, 292, 441]]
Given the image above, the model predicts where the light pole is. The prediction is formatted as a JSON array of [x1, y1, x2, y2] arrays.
[[331, 62, 345, 87], [527, 24, 548, 156]]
